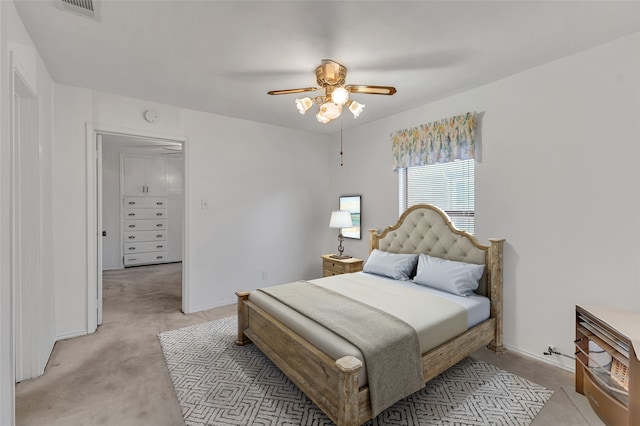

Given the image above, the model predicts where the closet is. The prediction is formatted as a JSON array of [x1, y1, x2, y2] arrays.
[[121, 156, 169, 266]]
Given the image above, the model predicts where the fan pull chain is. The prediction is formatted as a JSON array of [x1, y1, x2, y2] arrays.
[[340, 119, 344, 166]]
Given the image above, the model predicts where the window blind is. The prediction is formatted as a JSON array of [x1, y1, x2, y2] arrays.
[[399, 159, 475, 234]]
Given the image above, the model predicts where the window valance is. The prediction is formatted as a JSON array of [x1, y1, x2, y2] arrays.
[[391, 112, 476, 171]]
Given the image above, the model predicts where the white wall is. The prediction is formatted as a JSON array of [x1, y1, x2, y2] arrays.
[[52, 85, 93, 339], [0, 1, 56, 423], [0, 4, 11, 423], [329, 32, 640, 370], [182, 110, 331, 311], [52, 87, 332, 335]]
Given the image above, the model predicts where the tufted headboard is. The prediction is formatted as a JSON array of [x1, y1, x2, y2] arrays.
[[368, 204, 504, 301]]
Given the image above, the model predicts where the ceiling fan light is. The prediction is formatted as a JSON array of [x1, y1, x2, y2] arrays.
[[295, 97, 313, 114], [319, 102, 342, 120], [349, 101, 365, 118], [331, 87, 349, 106], [316, 111, 331, 123]]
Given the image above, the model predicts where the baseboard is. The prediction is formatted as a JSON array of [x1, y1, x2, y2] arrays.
[[55, 329, 88, 341], [184, 298, 235, 314], [505, 343, 575, 373]]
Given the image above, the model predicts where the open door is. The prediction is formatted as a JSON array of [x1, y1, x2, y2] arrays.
[[96, 134, 103, 326]]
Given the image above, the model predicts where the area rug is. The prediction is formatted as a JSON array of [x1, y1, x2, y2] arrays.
[[158, 317, 553, 425]]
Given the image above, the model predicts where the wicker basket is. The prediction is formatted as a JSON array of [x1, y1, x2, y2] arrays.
[[611, 358, 629, 391]]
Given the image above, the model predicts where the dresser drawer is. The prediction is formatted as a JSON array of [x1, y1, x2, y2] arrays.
[[321, 256, 363, 275], [124, 251, 167, 266], [123, 197, 167, 208], [582, 368, 628, 426], [124, 219, 166, 231], [324, 259, 347, 273], [323, 269, 341, 277], [124, 241, 167, 254], [123, 208, 166, 219], [124, 230, 166, 242]]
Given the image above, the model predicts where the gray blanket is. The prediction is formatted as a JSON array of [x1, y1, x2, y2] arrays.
[[258, 280, 425, 417]]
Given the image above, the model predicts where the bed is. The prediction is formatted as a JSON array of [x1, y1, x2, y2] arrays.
[[235, 204, 505, 425]]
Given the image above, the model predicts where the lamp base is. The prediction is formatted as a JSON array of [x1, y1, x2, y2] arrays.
[[330, 254, 352, 259]]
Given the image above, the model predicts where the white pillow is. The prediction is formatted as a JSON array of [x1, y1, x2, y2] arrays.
[[363, 249, 418, 281], [413, 253, 484, 296]]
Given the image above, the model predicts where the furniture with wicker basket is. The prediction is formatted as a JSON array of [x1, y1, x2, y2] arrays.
[[575, 305, 639, 426]]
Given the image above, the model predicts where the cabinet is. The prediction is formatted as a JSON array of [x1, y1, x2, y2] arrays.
[[122, 197, 167, 266], [321, 254, 363, 277], [121, 154, 170, 267], [575, 305, 639, 426], [123, 156, 167, 196]]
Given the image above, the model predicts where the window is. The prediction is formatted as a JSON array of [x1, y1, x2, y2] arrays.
[[399, 159, 475, 234]]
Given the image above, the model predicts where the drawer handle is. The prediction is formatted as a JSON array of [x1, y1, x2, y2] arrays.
[[128, 201, 135, 205], [128, 236, 135, 239], [128, 247, 136, 250], [129, 258, 137, 261], [156, 212, 163, 216], [156, 234, 163, 238], [156, 202, 164, 206], [156, 256, 163, 260], [156, 245, 163, 249], [156, 224, 163, 227], [129, 225, 136, 228], [128, 213, 135, 216]]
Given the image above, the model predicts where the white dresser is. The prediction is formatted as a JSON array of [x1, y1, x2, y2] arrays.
[[121, 156, 169, 267]]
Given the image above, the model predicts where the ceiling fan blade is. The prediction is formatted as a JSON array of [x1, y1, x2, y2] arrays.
[[345, 85, 397, 95], [267, 87, 319, 95]]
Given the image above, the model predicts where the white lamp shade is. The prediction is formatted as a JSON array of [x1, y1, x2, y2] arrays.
[[329, 210, 353, 228], [319, 102, 342, 120], [348, 101, 365, 118], [295, 97, 313, 114], [316, 111, 331, 123]]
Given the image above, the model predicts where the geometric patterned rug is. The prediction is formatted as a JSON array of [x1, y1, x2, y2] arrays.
[[158, 317, 553, 426]]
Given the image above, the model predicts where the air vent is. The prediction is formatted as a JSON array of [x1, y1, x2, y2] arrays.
[[58, 0, 100, 21]]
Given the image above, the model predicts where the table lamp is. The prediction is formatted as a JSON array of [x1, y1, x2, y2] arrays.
[[329, 210, 353, 259]]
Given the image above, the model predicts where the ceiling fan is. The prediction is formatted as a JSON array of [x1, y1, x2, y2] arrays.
[[267, 59, 396, 124]]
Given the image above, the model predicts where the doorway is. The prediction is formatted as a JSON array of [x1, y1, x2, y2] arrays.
[[96, 132, 185, 326]]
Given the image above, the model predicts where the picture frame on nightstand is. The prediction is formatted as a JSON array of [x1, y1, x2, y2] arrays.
[[339, 195, 361, 239]]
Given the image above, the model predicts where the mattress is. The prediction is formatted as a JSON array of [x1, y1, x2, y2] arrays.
[[248, 271, 490, 387]]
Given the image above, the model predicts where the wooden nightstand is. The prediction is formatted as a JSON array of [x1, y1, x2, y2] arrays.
[[321, 254, 363, 277]]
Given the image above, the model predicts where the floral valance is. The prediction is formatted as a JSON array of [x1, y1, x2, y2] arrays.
[[391, 112, 476, 170]]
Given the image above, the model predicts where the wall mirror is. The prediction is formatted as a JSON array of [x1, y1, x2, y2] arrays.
[[339, 195, 361, 239]]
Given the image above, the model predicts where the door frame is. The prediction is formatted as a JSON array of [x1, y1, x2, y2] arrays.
[[10, 52, 45, 383], [85, 123, 187, 332]]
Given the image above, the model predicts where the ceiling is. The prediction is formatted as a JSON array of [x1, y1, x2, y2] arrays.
[[14, 1, 640, 134]]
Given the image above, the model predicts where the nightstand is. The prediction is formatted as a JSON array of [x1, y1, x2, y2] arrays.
[[321, 254, 363, 277]]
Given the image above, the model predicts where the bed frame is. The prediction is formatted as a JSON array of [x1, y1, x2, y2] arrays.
[[236, 204, 505, 425]]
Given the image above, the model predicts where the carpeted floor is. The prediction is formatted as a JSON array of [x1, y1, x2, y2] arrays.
[[159, 316, 554, 426], [15, 263, 599, 425]]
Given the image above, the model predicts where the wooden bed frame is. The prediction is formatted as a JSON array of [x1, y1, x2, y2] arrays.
[[236, 204, 505, 426]]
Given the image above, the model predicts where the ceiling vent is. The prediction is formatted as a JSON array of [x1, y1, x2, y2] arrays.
[[58, 0, 101, 21]]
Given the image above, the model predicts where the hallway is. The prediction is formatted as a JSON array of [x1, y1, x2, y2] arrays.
[[16, 263, 234, 426]]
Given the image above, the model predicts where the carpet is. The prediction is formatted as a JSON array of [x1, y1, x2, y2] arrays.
[[158, 317, 553, 425]]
